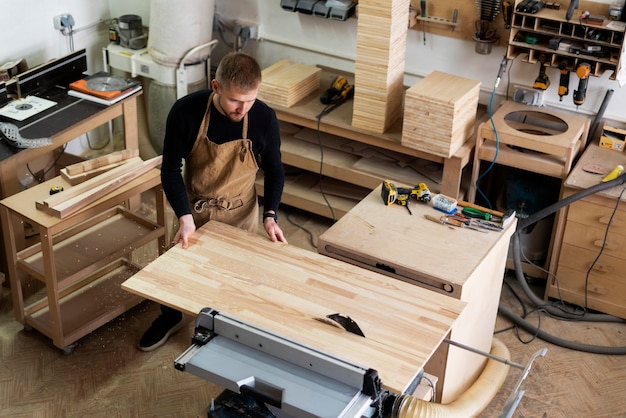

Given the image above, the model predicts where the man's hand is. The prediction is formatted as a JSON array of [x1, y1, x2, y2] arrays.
[[173, 214, 196, 249], [264, 216, 287, 243]]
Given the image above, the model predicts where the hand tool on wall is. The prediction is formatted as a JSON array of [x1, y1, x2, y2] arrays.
[[533, 53, 550, 90], [573, 62, 591, 108], [558, 61, 570, 101], [421, 0, 427, 44], [502, 0, 513, 28], [565, 0, 579, 20]]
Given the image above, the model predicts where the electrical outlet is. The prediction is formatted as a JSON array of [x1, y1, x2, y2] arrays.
[[513, 85, 544, 106], [235, 20, 261, 40], [53, 13, 74, 30]]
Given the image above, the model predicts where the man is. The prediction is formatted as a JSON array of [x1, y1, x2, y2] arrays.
[[138, 52, 287, 351]]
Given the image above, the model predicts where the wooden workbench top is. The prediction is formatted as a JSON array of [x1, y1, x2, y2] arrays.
[[122, 221, 465, 394], [318, 184, 517, 293]]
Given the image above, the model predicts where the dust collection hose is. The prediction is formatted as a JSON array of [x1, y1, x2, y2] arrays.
[[391, 338, 510, 418], [509, 172, 626, 354]]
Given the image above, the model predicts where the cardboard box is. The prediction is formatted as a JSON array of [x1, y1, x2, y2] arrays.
[[600, 124, 626, 152], [401, 71, 480, 158]]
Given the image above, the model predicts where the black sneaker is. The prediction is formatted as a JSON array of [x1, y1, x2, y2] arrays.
[[138, 313, 184, 351]]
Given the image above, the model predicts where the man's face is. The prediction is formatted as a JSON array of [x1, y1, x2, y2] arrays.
[[212, 80, 259, 122]]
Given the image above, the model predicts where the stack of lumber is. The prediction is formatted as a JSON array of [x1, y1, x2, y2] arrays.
[[402, 71, 480, 158], [257, 60, 321, 108], [60, 149, 139, 185], [352, 0, 410, 134], [36, 156, 162, 219]]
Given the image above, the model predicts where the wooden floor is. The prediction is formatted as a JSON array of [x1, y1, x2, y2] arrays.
[[2, 205, 626, 418]]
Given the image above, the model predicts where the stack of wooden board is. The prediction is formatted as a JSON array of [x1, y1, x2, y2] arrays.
[[36, 156, 162, 218], [257, 60, 321, 108], [352, 0, 409, 134], [60, 149, 139, 185], [401, 71, 480, 158]]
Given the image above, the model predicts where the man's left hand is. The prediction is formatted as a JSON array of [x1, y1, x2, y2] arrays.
[[264, 217, 287, 243]]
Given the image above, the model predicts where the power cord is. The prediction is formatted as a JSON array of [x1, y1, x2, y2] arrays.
[[215, 15, 250, 52], [27, 144, 67, 184], [314, 103, 343, 223], [474, 54, 510, 209]]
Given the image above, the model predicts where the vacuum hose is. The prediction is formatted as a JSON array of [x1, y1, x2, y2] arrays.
[[509, 172, 626, 354], [391, 338, 510, 418]]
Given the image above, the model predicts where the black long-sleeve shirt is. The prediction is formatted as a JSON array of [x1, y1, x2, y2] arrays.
[[160, 89, 284, 219]]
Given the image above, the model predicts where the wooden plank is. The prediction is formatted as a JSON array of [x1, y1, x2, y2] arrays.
[[42, 157, 144, 208], [65, 149, 139, 176], [61, 161, 128, 186], [122, 220, 465, 394], [36, 157, 162, 218]]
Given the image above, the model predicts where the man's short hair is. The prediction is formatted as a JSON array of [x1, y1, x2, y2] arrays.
[[215, 52, 262, 92]]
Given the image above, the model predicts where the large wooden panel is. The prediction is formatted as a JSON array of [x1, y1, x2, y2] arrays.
[[122, 220, 465, 394]]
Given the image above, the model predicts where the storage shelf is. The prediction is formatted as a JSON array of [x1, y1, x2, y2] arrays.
[[18, 206, 163, 290], [26, 260, 143, 345], [280, 127, 436, 191], [256, 173, 367, 219], [266, 68, 473, 214], [507, 1, 626, 80]]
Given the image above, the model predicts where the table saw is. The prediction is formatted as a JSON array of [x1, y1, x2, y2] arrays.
[[122, 221, 465, 417]]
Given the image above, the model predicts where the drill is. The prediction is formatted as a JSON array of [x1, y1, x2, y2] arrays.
[[533, 54, 550, 90], [558, 61, 570, 101], [381, 180, 431, 214], [320, 76, 354, 105], [573, 62, 591, 107]]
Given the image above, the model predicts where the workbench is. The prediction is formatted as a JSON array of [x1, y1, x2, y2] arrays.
[[0, 169, 166, 352], [121, 221, 465, 396], [317, 184, 516, 403], [0, 89, 142, 292]]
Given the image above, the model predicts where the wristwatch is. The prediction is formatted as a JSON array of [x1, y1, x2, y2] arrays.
[[263, 212, 278, 223]]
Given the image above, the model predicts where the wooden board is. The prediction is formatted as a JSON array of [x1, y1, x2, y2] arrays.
[[61, 149, 139, 185], [121, 221, 465, 394]]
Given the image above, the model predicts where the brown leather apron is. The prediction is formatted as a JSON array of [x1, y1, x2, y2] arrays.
[[184, 92, 259, 233]]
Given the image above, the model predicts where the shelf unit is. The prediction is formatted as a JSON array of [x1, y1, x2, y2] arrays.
[[258, 71, 474, 219], [0, 169, 167, 353], [507, 2, 625, 80]]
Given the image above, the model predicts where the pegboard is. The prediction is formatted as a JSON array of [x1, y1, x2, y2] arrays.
[[409, 0, 511, 46]]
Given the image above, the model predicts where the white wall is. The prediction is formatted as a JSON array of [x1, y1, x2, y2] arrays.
[[2, 0, 625, 135], [211, 0, 625, 122], [1, 0, 111, 73]]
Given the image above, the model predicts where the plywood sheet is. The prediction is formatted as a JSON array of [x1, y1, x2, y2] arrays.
[[122, 221, 464, 394], [258, 60, 321, 108], [402, 71, 480, 158]]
